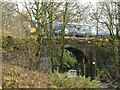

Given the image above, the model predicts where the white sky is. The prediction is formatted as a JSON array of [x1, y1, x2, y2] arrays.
[[10, 0, 98, 11], [10, 0, 98, 3], [78, 0, 98, 4]]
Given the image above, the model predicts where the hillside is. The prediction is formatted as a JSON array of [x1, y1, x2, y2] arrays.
[[1, 43, 51, 88], [2, 62, 50, 88]]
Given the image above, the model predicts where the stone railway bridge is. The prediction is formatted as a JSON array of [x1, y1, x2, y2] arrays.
[[42, 37, 120, 78]]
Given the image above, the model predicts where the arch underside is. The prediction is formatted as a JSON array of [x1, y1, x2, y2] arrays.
[[65, 47, 88, 76]]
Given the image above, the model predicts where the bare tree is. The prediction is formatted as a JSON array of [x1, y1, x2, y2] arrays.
[[1, 2, 16, 32], [91, 1, 120, 81]]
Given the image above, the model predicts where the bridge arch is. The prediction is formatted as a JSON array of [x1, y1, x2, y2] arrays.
[[65, 47, 88, 76]]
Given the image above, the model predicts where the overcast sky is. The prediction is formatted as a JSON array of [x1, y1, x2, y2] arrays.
[[9, 0, 98, 3], [8, 0, 98, 11]]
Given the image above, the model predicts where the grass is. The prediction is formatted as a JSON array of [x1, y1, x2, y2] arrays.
[[49, 71, 101, 88], [2, 62, 101, 89], [2, 62, 50, 88]]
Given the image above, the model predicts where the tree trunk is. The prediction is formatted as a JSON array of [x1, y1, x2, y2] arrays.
[[59, 2, 68, 72]]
